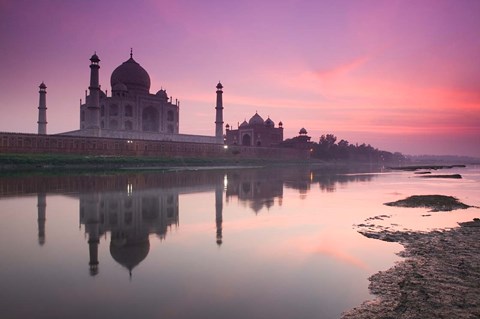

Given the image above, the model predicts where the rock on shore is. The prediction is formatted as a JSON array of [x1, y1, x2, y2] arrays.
[[342, 219, 480, 319]]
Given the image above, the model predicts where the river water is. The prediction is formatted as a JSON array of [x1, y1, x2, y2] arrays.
[[0, 165, 478, 319]]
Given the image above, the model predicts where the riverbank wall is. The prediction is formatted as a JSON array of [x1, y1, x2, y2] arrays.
[[0, 132, 309, 160]]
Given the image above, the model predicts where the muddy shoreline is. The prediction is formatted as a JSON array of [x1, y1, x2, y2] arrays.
[[342, 219, 480, 318]]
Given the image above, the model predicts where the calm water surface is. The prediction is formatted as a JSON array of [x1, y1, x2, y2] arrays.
[[0, 165, 478, 319]]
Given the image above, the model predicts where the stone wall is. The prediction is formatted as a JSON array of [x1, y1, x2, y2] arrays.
[[61, 128, 218, 144], [0, 132, 309, 160]]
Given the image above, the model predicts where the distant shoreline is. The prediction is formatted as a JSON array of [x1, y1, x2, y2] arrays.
[[0, 153, 393, 174]]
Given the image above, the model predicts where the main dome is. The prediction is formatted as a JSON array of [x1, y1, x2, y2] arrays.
[[110, 56, 151, 94], [110, 239, 150, 274], [249, 112, 264, 125]]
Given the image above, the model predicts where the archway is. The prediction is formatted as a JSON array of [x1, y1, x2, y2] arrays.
[[125, 121, 133, 130], [142, 106, 159, 132], [125, 105, 133, 117], [242, 134, 251, 146], [167, 110, 174, 121]]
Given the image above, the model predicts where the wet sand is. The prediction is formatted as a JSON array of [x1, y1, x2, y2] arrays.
[[342, 218, 480, 319]]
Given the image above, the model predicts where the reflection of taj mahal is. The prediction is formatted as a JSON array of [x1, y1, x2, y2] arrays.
[[80, 190, 179, 276], [13, 168, 375, 278], [23, 169, 332, 277]]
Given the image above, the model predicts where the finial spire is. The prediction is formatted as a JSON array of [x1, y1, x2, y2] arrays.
[[130, 48, 133, 58]]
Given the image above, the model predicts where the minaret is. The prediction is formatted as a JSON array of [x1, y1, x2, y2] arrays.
[[86, 53, 101, 135], [37, 82, 47, 135], [37, 193, 46, 245], [215, 82, 224, 144]]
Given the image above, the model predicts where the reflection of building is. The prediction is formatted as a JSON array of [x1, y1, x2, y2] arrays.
[[13, 168, 379, 278], [37, 193, 46, 245], [80, 190, 179, 276], [225, 170, 283, 214], [225, 112, 283, 147], [215, 183, 223, 246], [22, 170, 229, 278]]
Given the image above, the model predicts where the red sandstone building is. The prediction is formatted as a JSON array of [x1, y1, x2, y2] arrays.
[[225, 113, 283, 147]]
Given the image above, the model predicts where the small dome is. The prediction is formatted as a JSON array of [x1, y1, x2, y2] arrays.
[[299, 127, 308, 135], [248, 112, 264, 125], [278, 121, 283, 127], [239, 120, 249, 127], [39, 82, 47, 89], [111, 55, 150, 94], [156, 89, 168, 99], [112, 82, 128, 92], [216, 82, 223, 90], [90, 53, 100, 63], [265, 117, 275, 127]]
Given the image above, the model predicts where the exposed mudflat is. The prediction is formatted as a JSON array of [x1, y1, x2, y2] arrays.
[[384, 195, 475, 212], [417, 174, 463, 179], [343, 219, 480, 319], [387, 164, 466, 171]]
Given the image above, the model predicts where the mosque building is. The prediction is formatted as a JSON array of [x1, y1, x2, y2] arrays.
[[224, 113, 284, 147]]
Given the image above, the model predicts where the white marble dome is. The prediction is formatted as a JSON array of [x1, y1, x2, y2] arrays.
[[111, 56, 150, 94]]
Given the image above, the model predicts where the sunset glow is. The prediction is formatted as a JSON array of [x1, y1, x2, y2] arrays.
[[0, 0, 479, 156]]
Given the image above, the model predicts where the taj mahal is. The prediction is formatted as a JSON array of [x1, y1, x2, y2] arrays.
[[38, 50, 293, 148], [0, 51, 312, 160], [57, 50, 223, 144]]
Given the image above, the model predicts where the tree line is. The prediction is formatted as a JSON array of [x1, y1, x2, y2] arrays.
[[283, 133, 406, 163]]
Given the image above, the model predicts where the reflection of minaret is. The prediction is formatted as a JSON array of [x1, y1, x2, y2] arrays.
[[215, 183, 223, 246], [37, 193, 46, 246], [84, 193, 101, 276], [88, 234, 100, 276]]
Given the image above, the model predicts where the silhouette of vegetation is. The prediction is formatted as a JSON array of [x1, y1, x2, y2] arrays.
[[286, 133, 406, 163]]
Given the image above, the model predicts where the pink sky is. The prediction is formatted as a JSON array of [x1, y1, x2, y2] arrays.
[[1, 0, 479, 157]]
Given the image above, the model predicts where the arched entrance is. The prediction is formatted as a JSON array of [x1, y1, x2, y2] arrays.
[[242, 134, 251, 146], [142, 106, 159, 132]]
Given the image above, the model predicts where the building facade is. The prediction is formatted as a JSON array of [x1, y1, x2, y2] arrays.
[[60, 51, 217, 144], [23, 51, 313, 160], [225, 112, 283, 147], [83, 52, 179, 134]]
